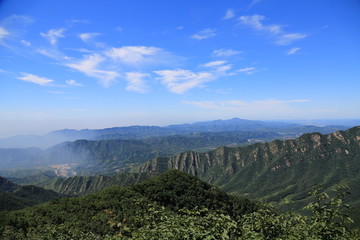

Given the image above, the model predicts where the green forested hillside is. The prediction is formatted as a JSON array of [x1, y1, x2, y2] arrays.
[[1, 170, 358, 239], [0, 176, 65, 211], [136, 126, 360, 211], [0, 170, 258, 239]]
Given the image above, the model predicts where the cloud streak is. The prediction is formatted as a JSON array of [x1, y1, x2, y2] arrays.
[[125, 72, 149, 93], [105, 46, 169, 65], [239, 14, 307, 45], [79, 32, 101, 42], [0, 27, 9, 39], [41, 28, 66, 45], [66, 54, 119, 87], [191, 29, 217, 40], [237, 67, 256, 75], [202, 60, 227, 68], [223, 9, 235, 20], [155, 69, 214, 94], [17, 73, 54, 86], [66, 79, 83, 86], [212, 48, 242, 57], [287, 47, 301, 55]]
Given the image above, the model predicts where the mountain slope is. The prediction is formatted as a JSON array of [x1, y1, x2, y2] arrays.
[[0, 176, 65, 211], [0, 170, 258, 238], [44, 172, 150, 195], [136, 126, 360, 210], [0, 131, 280, 174]]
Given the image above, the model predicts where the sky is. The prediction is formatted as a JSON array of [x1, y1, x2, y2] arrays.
[[0, 0, 359, 137]]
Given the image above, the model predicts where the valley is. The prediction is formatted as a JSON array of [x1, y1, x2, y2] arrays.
[[0, 119, 359, 238]]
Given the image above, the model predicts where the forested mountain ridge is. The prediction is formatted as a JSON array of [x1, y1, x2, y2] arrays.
[[136, 126, 360, 210], [0, 131, 280, 174]]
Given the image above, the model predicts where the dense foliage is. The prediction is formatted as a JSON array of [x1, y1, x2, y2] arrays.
[[1, 171, 358, 239], [0, 176, 65, 211]]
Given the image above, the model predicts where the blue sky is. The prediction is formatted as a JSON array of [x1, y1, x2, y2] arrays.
[[0, 0, 359, 137]]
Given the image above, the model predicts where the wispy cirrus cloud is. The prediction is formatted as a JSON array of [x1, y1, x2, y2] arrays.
[[276, 34, 307, 45], [17, 73, 54, 86], [66, 79, 83, 86], [249, 0, 263, 8], [202, 60, 232, 73], [20, 40, 31, 46], [79, 32, 101, 42], [40, 28, 66, 45], [212, 48, 242, 57], [237, 67, 256, 75], [202, 60, 227, 68], [287, 47, 301, 55], [105, 46, 170, 65], [239, 14, 307, 45], [223, 9, 235, 20], [125, 72, 149, 93], [0, 15, 33, 50], [0, 27, 9, 39], [66, 54, 119, 87], [191, 29, 217, 40], [239, 15, 282, 34], [155, 69, 215, 94]]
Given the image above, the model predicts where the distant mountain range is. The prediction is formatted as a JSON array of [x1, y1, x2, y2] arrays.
[[9, 126, 359, 216], [0, 131, 280, 171], [0, 118, 350, 148], [135, 126, 360, 211]]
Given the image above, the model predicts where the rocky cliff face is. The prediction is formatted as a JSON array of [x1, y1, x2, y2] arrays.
[[136, 126, 360, 209]]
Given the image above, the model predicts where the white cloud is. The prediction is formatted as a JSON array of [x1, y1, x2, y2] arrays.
[[125, 72, 149, 93], [66, 54, 119, 87], [20, 39, 31, 46], [0, 27, 9, 39], [287, 47, 301, 55], [223, 9, 235, 20], [239, 15, 282, 34], [69, 19, 89, 24], [191, 29, 217, 40], [40, 28, 66, 45], [249, 0, 263, 7], [37, 48, 58, 58], [213, 49, 242, 57], [115, 27, 123, 31], [202, 60, 227, 67], [239, 15, 307, 45], [79, 32, 101, 42], [17, 73, 54, 86], [237, 67, 256, 75], [276, 33, 307, 45], [105, 46, 165, 65], [155, 69, 214, 94], [216, 64, 232, 72], [66, 79, 83, 86], [176, 26, 184, 30]]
